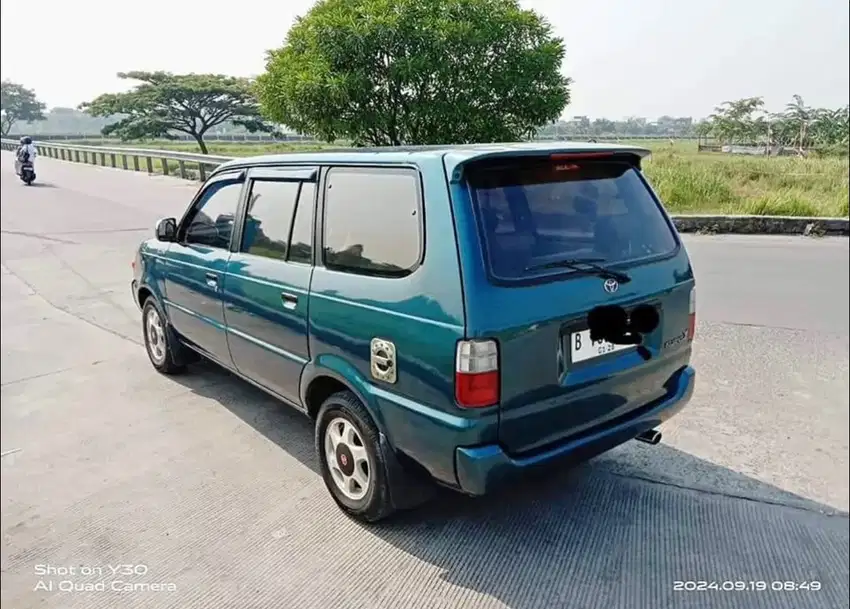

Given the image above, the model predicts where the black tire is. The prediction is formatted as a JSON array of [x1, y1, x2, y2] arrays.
[[141, 297, 187, 375], [315, 391, 395, 523]]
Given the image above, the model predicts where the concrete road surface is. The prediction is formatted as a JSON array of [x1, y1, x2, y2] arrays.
[[2, 152, 848, 609]]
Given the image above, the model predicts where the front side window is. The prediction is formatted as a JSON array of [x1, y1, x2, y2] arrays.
[[184, 180, 243, 249], [467, 158, 678, 280], [323, 168, 422, 277]]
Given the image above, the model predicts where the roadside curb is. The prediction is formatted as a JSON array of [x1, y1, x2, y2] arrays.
[[671, 215, 849, 236]]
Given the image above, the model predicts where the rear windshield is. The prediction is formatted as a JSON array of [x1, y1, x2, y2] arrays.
[[466, 157, 678, 280]]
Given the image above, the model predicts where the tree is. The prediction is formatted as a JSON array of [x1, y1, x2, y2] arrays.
[[591, 118, 617, 136], [80, 72, 274, 153], [767, 112, 795, 146], [810, 106, 849, 148], [762, 98, 848, 151], [0, 81, 47, 136], [256, 0, 570, 146], [784, 94, 812, 150], [707, 97, 767, 144], [694, 120, 713, 138]]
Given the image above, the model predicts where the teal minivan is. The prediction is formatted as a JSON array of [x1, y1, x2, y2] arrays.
[[132, 142, 696, 522]]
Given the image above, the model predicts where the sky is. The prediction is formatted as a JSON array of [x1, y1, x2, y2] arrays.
[[1, 0, 848, 120]]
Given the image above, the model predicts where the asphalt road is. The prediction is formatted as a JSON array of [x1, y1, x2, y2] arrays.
[[2, 153, 848, 609]]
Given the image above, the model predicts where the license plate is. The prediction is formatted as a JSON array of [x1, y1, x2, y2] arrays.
[[570, 329, 633, 363]]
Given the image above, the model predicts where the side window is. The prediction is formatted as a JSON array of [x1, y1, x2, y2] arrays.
[[184, 180, 243, 249], [288, 183, 315, 264], [323, 168, 422, 276], [241, 180, 300, 260]]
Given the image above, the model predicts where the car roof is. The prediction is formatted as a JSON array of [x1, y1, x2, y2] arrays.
[[212, 141, 652, 178]]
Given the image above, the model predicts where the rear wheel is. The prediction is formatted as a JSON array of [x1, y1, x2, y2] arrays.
[[315, 391, 395, 523], [142, 297, 186, 375]]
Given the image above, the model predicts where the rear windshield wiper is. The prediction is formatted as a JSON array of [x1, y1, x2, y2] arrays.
[[524, 257, 632, 283]]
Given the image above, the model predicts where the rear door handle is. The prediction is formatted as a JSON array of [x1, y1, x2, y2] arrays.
[[205, 272, 218, 289], [281, 292, 298, 310]]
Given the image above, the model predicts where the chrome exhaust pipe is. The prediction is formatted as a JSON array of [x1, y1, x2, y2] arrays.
[[635, 429, 662, 445]]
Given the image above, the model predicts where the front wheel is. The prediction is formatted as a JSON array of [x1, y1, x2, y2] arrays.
[[315, 391, 395, 523], [141, 297, 186, 375]]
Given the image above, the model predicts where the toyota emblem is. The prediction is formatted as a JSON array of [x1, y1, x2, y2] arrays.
[[603, 278, 619, 294]]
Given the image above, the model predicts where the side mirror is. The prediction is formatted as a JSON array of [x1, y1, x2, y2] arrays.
[[155, 218, 177, 242]]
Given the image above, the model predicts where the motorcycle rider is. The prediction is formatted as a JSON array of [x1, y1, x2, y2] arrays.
[[15, 136, 37, 176]]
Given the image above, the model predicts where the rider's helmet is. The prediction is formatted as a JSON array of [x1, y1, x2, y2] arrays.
[[20, 136, 32, 145]]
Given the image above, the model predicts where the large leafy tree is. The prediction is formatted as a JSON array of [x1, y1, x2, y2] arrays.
[[81, 72, 274, 153], [256, 0, 570, 146], [0, 81, 47, 136], [777, 98, 848, 150], [708, 97, 767, 144]]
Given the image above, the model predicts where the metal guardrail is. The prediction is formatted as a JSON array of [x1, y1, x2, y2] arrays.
[[7, 133, 703, 144], [1, 138, 234, 181], [6, 133, 320, 143]]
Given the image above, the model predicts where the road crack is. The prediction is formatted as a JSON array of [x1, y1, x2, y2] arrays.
[[0, 230, 78, 245], [49, 227, 150, 235], [0, 264, 141, 346], [44, 243, 137, 324], [607, 469, 848, 518]]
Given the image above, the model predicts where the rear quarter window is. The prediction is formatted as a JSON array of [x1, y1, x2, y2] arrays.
[[322, 167, 423, 277], [467, 158, 678, 281]]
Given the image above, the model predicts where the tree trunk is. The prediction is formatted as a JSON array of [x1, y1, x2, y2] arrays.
[[191, 132, 209, 155]]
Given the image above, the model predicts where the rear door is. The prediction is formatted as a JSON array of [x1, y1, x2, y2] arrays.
[[222, 167, 317, 406], [455, 153, 695, 455]]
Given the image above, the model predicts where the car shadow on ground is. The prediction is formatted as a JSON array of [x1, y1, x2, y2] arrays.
[[172, 361, 849, 609]]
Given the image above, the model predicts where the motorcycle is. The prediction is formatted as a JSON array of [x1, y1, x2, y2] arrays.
[[19, 161, 36, 185]]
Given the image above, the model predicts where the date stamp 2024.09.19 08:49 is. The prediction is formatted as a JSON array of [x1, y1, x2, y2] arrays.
[[673, 580, 822, 593]]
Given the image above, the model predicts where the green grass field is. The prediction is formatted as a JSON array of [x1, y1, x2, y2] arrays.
[[640, 142, 848, 218], [73, 139, 849, 217]]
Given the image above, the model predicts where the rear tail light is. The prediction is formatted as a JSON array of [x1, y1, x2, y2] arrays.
[[455, 339, 499, 408], [687, 287, 696, 340]]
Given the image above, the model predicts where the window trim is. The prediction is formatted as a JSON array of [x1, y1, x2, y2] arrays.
[[285, 181, 317, 266], [238, 178, 304, 261], [465, 161, 682, 288], [228, 165, 320, 261], [317, 165, 425, 278], [176, 170, 247, 250], [247, 166, 318, 182]]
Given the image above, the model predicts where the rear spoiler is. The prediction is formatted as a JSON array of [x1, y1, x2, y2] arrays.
[[447, 147, 650, 184]]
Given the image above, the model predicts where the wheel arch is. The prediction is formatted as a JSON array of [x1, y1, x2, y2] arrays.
[[300, 357, 387, 434], [135, 277, 169, 323], [137, 285, 154, 308]]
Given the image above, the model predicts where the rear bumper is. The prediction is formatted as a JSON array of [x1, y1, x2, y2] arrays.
[[454, 365, 696, 495]]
